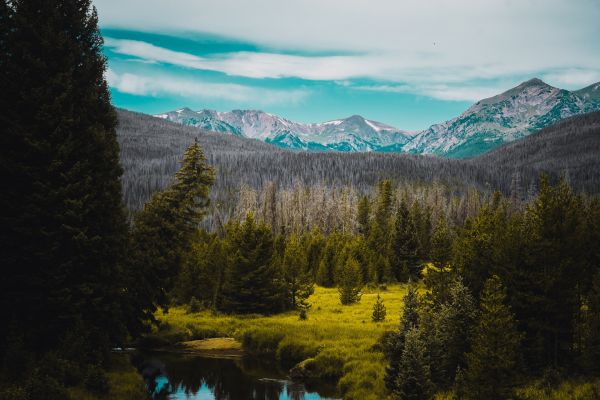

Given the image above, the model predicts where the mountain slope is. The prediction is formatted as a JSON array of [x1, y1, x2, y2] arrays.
[[405, 78, 600, 157], [155, 79, 600, 158], [155, 109, 413, 152], [472, 110, 600, 192], [118, 109, 600, 214]]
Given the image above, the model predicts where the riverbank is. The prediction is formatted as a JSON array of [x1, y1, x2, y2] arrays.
[[151, 284, 407, 400]]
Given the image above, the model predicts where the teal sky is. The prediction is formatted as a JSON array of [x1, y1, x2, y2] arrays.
[[97, 0, 600, 130]]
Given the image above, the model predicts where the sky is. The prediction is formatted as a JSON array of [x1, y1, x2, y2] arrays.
[[96, 0, 600, 131]]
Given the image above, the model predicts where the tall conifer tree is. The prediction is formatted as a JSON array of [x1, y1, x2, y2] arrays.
[[0, 0, 127, 356]]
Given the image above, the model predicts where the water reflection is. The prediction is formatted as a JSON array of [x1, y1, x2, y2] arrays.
[[134, 352, 339, 400]]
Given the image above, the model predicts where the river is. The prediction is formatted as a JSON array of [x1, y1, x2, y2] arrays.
[[133, 351, 341, 400]]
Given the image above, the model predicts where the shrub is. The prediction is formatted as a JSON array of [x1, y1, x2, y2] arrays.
[[84, 365, 109, 395], [188, 296, 202, 313]]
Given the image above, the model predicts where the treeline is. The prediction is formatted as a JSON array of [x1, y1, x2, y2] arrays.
[[117, 108, 600, 220]]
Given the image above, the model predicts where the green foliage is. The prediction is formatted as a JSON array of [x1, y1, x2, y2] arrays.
[[281, 234, 314, 310], [428, 278, 477, 387], [357, 195, 371, 235], [0, 0, 129, 371], [394, 327, 434, 400], [463, 275, 522, 400], [372, 294, 387, 322], [220, 213, 283, 314], [338, 256, 363, 305], [385, 284, 420, 392], [391, 199, 420, 281]]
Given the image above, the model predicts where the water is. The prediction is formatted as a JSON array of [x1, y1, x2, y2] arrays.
[[134, 352, 340, 400]]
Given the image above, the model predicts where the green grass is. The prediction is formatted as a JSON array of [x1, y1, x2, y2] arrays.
[[155, 284, 409, 400], [515, 378, 600, 400], [67, 355, 147, 400]]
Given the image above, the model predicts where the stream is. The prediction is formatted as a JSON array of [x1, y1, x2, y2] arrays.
[[133, 351, 340, 400]]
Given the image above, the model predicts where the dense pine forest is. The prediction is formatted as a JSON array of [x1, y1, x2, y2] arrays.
[[2, 1, 600, 400]]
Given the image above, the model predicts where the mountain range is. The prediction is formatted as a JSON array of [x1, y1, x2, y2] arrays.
[[155, 78, 600, 158]]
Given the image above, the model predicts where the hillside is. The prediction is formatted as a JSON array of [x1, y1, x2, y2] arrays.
[[117, 109, 600, 213], [472, 110, 600, 192]]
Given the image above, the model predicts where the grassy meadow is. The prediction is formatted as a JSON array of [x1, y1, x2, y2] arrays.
[[154, 284, 600, 400], [155, 284, 408, 400]]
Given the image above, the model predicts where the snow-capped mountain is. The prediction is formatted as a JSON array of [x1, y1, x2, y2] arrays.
[[404, 78, 600, 157], [155, 109, 413, 152], [155, 78, 600, 157]]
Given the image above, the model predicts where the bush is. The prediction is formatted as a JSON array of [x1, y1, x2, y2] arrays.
[[26, 374, 69, 400], [0, 387, 27, 400], [84, 365, 109, 395], [188, 296, 202, 313]]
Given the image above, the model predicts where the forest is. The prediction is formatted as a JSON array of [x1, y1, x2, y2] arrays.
[[2, 1, 600, 399]]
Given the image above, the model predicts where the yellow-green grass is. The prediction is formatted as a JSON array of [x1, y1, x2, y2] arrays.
[[515, 378, 600, 400], [155, 284, 410, 400]]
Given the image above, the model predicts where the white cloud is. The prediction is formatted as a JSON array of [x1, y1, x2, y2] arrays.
[[542, 69, 600, 89], [96, 0, 600, 81], [105, 69, 310, 105], [354, 83, 506, 102]]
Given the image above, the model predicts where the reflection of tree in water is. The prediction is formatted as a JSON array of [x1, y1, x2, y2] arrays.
[[154, 354, 304, 399]]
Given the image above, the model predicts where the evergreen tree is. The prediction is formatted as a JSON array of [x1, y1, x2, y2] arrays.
[[337, 256, 363, 305], [357, 195, 371, 235], [316, 230, 340, 287], [282, 234, 314, 311], [430, 214, 453, 268], [385, 284, 420, 392], [432, 278, 477, 387], [127, 141, 214, 331], [0, 0, 128, 360], [220, 213, 282, 314], [391, 200, 420, 281], [515, 176, 585, 368], [303, 227, 325, 278], [372, 294, 387, 322], [375, 180, 393, 229], [464, 275, 522, 400], [578, 268, 600, 373], [411, 202, 432, 262], [394, 328, 434, 400]]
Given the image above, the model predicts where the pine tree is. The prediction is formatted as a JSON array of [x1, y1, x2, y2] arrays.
[[282, 234, 314, 311], [385, 284, 420, 392], [433, 278, 477, 387], [394, 327, 434, 400], [0, 0, 128, 358], [375, 180, 393, 229], [391, 200, 420, 281], [337, 256, 363, 305], [127, 141, 214, 331], [316, 231, 339, 287], [430, 214, 452, 268], [464, 275, 522, 400], [220, 213, 282, 314], [357, 195, 371, 235], [372, 294, 387, 322]]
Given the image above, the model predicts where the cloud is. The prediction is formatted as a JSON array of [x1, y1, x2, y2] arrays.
[[542, 69, 600, 89], [105, 69, 310, 105], [96, 0, 600, 78], [354, 83, 505, 102]]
